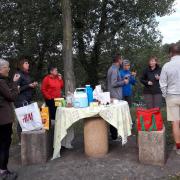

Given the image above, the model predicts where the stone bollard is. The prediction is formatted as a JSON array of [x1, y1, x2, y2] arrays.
[[84, 117, 108, 158], [138, 126, 166, 166], [21, 126, 54, 165]]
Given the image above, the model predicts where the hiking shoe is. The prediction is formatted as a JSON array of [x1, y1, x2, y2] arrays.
[[0, 170, 17, 180], [176, 149, 180, 155]]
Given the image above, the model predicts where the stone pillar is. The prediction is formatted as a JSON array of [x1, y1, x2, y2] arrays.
[[21, 127, 54, 165], [84, 117, 108, 157], [138, 126, 166, 166]]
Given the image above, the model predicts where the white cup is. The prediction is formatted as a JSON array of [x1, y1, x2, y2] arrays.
[[113, 99, 119, 104]]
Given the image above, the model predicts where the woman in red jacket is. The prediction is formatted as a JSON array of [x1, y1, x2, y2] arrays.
[[41, 66, 64, 120]]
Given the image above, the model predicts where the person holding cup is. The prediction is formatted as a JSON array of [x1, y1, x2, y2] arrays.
[[14, 57, 38, 144], [140, 56, 162, 108], [119, 59, 136, 107], [41, 65, 64, 120]]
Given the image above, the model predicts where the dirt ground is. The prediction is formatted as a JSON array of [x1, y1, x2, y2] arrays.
[[8, 134, 180, 180]]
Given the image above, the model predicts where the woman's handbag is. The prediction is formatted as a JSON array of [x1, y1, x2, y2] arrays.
[[136, 108, 163, 131], [15, 102, 43, 132]]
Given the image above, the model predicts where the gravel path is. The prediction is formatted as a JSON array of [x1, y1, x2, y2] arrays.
[[9, 135, 180, 180]]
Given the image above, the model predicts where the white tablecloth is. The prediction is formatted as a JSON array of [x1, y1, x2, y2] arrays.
[[52, 101, 132, 160]]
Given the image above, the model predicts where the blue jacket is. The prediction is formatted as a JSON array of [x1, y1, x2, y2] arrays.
[[119, 70, 136, 97]]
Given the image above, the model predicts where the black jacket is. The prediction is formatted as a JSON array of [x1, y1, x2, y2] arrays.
[[140, 66, 162, 94], [14, 71, 33, 107]]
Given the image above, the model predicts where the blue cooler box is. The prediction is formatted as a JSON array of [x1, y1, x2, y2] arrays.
[[73, 88, 88, 108]]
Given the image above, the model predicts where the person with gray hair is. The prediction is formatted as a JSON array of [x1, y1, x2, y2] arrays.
[[160, 43, 180, 155], [119, 59, 136, 106], [0, 58, 20, 179]]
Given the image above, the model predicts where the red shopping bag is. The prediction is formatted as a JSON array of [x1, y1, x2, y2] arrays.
[[136, 108, 163, 131]]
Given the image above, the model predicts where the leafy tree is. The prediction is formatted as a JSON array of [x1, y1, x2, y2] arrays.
[[0, 0, 176, 88], [0, 0, 63, 79], [72, 0, 175, 86]]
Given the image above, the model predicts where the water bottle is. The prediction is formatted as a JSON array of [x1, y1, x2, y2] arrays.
[[85, 85, 93, 105]]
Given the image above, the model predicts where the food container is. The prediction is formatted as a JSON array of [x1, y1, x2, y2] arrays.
[[54, 98, 66, 107]]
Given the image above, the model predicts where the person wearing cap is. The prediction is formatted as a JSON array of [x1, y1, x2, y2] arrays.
[[140, 56, 162, 108], [119, 59, 136, 106], [41, 66, 64, 120]]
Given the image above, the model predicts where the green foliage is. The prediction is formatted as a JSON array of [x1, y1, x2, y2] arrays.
[[72, 0, 175, 85], [0, 0, 176, 87], [0, 0, 63, 79]]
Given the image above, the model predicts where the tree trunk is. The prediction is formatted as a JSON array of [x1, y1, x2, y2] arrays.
[[62, 0, 75, 95], [88, 0, 108, 87]]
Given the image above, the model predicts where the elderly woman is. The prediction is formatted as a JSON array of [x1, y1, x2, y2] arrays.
[[0, 59, 20, 179]]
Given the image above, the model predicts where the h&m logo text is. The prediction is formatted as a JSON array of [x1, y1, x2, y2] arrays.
[[22, 113, 33, 123]]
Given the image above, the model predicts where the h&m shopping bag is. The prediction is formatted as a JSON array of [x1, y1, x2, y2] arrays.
[[15, 102, 43, 132], [136, 108, 163, 131]]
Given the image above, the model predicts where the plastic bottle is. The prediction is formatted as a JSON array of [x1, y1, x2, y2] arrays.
[[66, 91, 73, 107], [85, 85, 93, 105]]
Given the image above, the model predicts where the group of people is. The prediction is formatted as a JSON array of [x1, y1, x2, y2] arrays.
[[107, 43, 180, 156], [107, 55, 162, 109], [0, 42, 180, 179], [0, 58, 64, 179], [107, 54, 161, 140]]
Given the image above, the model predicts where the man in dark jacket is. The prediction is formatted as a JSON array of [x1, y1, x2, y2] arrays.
[[0, 58, 20, 180]]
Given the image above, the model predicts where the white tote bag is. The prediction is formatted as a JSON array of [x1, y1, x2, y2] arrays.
[[15, 102, 43, 132]]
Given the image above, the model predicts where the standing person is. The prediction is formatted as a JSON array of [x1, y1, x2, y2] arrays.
[[160, 43, 180, 155], [140, 56, 162, 108], [107, 55, 127, 140], [41, 66, 64, 120], [0, 58, 20, 180], [119, 59, 136, 107], [14, 57, 38, 143]]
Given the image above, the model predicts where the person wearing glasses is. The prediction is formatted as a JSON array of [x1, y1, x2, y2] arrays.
[[0, 58, 20, 180]]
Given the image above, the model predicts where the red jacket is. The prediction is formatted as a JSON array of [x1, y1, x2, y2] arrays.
[[41, 74, 64, 100]]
